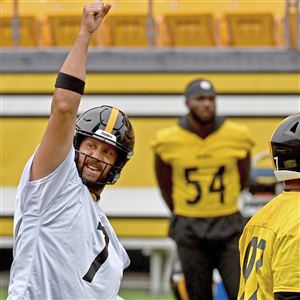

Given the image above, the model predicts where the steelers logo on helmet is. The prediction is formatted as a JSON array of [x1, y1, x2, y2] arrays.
[[269, 112, 300, 182], [74, 105, 135, 192], [199, 80, 212, 90]]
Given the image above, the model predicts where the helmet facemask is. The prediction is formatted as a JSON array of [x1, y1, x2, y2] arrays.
[[271, 143, 300, 181], [75, 149, 121, 194]]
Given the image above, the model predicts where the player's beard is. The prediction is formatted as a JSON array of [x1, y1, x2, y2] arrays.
[[190, 111, 215, 126], [75, 151, 109, 197]]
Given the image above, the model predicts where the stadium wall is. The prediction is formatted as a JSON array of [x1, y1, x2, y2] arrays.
[[1, 70, 299, 242], [1, 94, 299, 217]]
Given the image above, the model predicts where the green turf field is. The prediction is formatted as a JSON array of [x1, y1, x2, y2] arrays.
[[0, 289, 7, 300], [120, 290, 175, 300], [0, 288, 175, 300]]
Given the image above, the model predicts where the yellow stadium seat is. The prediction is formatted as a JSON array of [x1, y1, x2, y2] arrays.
[[225, 13, 276, 46], [47, 15, 100, 46], [0, 16, 40, 47], [160, 14, 216, 46], [103, 14, 149, 47]]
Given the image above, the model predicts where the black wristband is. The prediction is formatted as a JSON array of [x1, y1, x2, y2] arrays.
[[55, 72, 85, 95]]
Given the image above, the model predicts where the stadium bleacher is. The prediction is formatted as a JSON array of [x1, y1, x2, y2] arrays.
[[0, 0, 298, 48], [0, 15, 40, 47], [160, 14, 217, 46], [103, 14, 149, 47], [47, 14, 102, 46], [225, 13, 277, 46]]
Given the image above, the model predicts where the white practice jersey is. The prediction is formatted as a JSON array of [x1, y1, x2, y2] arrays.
[[8, 147, 130, 300]]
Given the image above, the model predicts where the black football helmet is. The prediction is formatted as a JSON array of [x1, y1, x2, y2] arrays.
[[74, 105, 135, 191], [270, 112, 300, 181], [184, 78, 217, 101]]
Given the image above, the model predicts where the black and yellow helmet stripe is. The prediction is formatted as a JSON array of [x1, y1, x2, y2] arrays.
[[105, 107, 119, 133]]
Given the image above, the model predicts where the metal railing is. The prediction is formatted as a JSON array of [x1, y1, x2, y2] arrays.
[[285, 0, 300, 49]]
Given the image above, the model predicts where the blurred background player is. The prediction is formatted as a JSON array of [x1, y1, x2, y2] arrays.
[[7, 2, 136, 299], [151, 78, 255, 300], [238, 112, 300, 300]]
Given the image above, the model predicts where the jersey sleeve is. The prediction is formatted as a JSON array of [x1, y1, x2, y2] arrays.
[[225, 121, 255, 160], [240, 125, 255, 156], [150, 127, 179, 164], [120, 245, 130, 269], [17, 146, 80, 216], [272, 234, 300, 293]]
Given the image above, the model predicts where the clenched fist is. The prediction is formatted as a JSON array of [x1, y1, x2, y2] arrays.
[[80, 1, 111, 35]]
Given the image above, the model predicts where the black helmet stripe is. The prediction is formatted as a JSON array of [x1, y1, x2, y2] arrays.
[[104, 107, 119, 133]]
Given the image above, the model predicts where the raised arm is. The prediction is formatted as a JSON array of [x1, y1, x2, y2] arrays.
[[30, 2, 111, 181]]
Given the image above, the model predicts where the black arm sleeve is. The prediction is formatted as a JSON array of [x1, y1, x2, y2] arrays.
[[237, 151, 251, 191], [154, 154, 174, 212], [274, 292, 300, 300], [55, 72, 85, 95]]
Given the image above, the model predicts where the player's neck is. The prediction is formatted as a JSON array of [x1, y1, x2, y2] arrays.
[[284, 179, 300, 192], [188, 115, 214, 139]]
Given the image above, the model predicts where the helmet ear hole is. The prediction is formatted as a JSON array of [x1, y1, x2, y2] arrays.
[[111, 172, 120, 184], [105, 165, 121, 184]]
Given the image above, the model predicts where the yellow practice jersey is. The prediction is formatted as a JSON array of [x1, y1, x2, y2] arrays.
[[152, 119, 254, 217], [238, 191, 300, 300]]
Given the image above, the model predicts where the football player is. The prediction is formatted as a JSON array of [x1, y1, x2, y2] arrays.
[[238, 112, 300, 300], [151, 79, 255, 300], [8, 2, 135, 299]]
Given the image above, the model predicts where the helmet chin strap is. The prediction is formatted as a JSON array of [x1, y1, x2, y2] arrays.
[[90, 192, 99, 202]]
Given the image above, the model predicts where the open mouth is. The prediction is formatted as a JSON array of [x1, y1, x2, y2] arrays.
[[85, 160, 103, 174], [83, 165, 103, 182], [76, 150, 115, 182], [86, 163, 101, 172]]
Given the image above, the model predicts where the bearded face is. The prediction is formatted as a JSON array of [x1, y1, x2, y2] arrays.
[[77, 137, 118, 183]]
